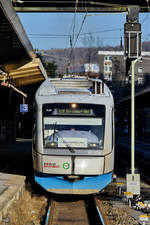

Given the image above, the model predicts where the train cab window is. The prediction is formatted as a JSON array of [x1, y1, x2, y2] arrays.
[[42, 103, 105, 150]]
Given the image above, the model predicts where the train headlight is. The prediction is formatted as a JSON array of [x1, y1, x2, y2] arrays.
[[46, 142, 58, 148], [50, 141, 58, 147], [71, 103, 77, 109], [88, 143, 99, 148]]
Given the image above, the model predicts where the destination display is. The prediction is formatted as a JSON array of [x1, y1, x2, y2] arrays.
[[43, 103, 105, 118], [57, 109, 91, 115]]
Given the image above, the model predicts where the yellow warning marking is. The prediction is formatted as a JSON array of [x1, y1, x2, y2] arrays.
[[139, 215, 148, 218], [124, 192, 133, 197], [115, 182, 124, 186], [137, 202, 146, 208], [139, 214, 149, 221]]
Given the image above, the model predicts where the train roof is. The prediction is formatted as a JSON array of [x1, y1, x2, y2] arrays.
[[37, 77, 112, 96], [35, 77, 114, 107]]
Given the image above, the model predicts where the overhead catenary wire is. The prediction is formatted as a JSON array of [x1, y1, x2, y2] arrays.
[[29, 10, 123, 69], [70, 0, 79, 48], [61, 0, 82, 72], [67, 0, 80, 70], [29, 36, 120, 40], [64, 0, 89, 72], [63, 12, 78, 65], [72, 12, 88, 48], [69, 12, 88, 62], [28, 28, 122, 38]]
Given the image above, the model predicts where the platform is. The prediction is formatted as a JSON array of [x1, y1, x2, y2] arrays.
[[0, 172, 25, 221], [0, 139, 31, 221]]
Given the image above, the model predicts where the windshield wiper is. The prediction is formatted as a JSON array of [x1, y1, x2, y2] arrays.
[[52, 122, 57, 141], [55, 132, 75, 153], [51, 122, 75, 153]]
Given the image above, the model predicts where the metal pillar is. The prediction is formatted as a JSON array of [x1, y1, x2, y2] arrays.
[[131, 59, 138, 175], [126, 59, 140, 195]]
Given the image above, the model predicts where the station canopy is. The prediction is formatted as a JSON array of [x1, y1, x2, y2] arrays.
[[3, 58, 47, 86], [12, 0, 150, 12], [0, 0, 47, 86]]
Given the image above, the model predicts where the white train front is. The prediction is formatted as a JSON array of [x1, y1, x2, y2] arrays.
[[32, 77, 114, 194]]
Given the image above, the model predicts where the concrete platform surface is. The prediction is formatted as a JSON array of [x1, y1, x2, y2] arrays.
[[0, 172, 25, 221]]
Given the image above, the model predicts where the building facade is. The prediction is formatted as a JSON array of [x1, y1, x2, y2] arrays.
[[69, 63, 100, 77], [98, 51, 150, 87]]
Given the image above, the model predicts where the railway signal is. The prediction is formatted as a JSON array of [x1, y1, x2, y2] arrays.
[[124, 6, 141, 196]]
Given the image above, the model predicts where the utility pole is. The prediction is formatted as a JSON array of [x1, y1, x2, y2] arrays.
[[124, 6, 141, 196]]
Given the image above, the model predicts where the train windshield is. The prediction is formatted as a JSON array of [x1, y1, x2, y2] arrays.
[[43, 103, 105, 150]]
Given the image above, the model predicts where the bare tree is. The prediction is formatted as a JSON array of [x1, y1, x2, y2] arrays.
[[82, 33, 98, 64]]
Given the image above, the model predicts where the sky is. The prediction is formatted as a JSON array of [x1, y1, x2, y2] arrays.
[[18, 12, 150, 50]]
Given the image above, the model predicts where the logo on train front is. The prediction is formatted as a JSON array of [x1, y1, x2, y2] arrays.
[[63, 162, 70, 170]]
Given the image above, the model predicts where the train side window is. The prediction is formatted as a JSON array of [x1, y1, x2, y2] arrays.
[[112, 109, 114, 150], [32, 102, 36, 150]]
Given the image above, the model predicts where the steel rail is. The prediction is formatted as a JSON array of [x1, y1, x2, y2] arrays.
[[44, 196, 108, 225], [94, 197, 108, 225], [96, 205, 106, 225], [44, 200, 51, 225]]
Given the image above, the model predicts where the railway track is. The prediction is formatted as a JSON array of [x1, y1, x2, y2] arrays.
[[44, 196, 108, 225]]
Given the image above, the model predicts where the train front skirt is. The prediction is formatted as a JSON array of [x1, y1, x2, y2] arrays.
[[35, 172, 113, 194]]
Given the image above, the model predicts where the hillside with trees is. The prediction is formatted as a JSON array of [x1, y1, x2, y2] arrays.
[[39, 41, 150, 75]]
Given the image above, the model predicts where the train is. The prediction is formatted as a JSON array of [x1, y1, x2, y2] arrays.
[[32, 77, 114, 194]]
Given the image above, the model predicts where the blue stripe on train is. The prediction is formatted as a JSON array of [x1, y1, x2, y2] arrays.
[[35, 172, 112, 191]]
